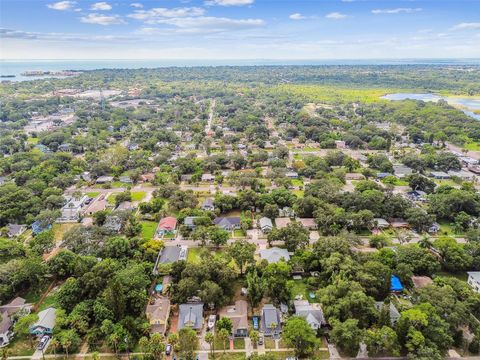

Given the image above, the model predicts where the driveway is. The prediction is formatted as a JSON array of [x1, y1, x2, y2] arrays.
[[31, 337, 50, 360]]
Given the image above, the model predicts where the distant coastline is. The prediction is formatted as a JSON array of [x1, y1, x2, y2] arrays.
[[2, 58, 480, 82]]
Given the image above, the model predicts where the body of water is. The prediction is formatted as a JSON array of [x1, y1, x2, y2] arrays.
[[382, 93, 480, 121], [2, 58, 480, 82]]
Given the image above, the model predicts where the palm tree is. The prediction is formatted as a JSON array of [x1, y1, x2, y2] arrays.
[[249, 330, 259, 346], [418, 236, 433, 249], [62, 339, 72, 360], [216, 329, 229, 354], [50, 337, 59, 357], [109, 333, 120, 359], [204, 332, 215, 358]]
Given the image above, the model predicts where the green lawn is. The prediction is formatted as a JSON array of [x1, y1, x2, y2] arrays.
[[292, 190, 304, 198], [38, 288, 59, 311], [264, 351, 295, 359], [291, 179, 304, 186], [131, 191, 146, 201], [233, 229, 245, 237], [214, 338, 230, 352], [6, 337, 36, 356], [464, 142, 480, 151], [264, 338, 276, 349], [187, 247, 203, 264], [437, 221, 464, 236], [288, 279, 315, 302], [208, 353, 245, 360], [27, 137, 39, 144], [233, 338, 245, 350], [111, 181, 131, 188], [107, 194, 116, 205], [141, 221, 157, 240], [435, 271, 468, 282], [52, 223, 79, 242], [86, 191, 100, 198]]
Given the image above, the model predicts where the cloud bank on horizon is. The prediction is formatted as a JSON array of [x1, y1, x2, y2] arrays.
[[1, 0, 480, 59]]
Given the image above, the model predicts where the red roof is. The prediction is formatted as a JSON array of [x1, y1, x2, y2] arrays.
[[159, 217, 177, 231]]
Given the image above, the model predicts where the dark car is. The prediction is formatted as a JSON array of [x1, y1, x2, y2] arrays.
[[166, 344, 172, 355]]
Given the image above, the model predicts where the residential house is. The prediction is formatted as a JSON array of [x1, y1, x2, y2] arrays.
[[293, 300, 325, 330], [60, 195, 89, 221], [259, 217, 273, 233], [259, 247, 290, 264], [140, 173, 155, 183], [373, 218, 390, 229], [275, 217, 291, 229], [335, 140, 346, 149], [214, 217, 241, 231], [29, 307, 56, 335], [180, 174, 193, 182], [278, 207, 295, 218], [31, 221, 52, 235], [393, 165, 413, 178], [85, 196, 107, 215], [0, 297, 31, 316], [297, 218, 317, 230], [406, 190, 427, 202], [158, 246, 188, 264], [0, 312, 12, 347], [178, 303, 204, 331], [467, 272, 480, 293], [430, 171, 450, 180], [285, 171, 298, 179], [377, 172, 392, 179], [145, 297, 171, 335], [201, 173, 215, 182], [345, 173, 365, 181], [103, 215, 123, 233], [7, 224, 27, 238], [157, 217, 177, 236], [201, 198, 215, 211], [261, 304, 282, 337], [448, 170, 476, 181], [374, 302, 401, 326], [428, 222, 441, 234], [119, 176, 133, 184], [58, 143, 71, 152], [218, 300, 248, 337], [116, 201, 135, 212], [389, 218, 409, 229], [96, 176, 114, 184], [184, 216, 198, 230]]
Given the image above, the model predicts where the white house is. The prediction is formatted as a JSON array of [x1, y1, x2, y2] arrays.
[[60, 195, 89, 222], [467, 272, 480, 293]]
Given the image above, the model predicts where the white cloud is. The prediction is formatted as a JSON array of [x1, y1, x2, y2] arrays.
[[205, 0, 254, 6], [90, 2, 112, 11], [80, 13, 126, 25], [128, 7, 205, 23], [137, 16, 264, 34], [372, 8, 422, 15], [325, 12, 347, 20], [289, 13, 306, 20], [451, 22, 480, 30], [0, 28, 134, 41], [47, 1, 77, 11], [130, 3, 143, 8]]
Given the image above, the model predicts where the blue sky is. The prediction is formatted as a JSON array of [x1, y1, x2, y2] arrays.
[[1, 0, 480, 59]]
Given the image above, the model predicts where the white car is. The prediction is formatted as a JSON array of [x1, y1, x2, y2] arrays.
[[207, 315, 216, 330]]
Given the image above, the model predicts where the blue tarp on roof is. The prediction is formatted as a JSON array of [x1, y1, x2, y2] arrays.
[[391, 275, 404, 292]]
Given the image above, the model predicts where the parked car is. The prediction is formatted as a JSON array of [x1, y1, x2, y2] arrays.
[[258, 335, 264, 345], [252, 316, 259, 330], [38, 335, 50, 350], [165, 344, 172, 355], [207, 314, 216, 330]]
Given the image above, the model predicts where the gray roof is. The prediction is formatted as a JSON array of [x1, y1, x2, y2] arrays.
[[178, 303, 204, 330], [259, 217, 273, 229], [184, 216, 198, 227], [261, 304, 281, 334], [294, 300, 325, 327], [374, 302, 400, 323], [468, 272, 480, 283], [259, 247, 290, 263], [202, 198, 214, 208], [159, 246, 188, 264], [0, 312, 12, 334], [31, 307, 56, 331], [103, 215, 123, 232], [214, 217, 241, 229], [7, 224, 27, 237]]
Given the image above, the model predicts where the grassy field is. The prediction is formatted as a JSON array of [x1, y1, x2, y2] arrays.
[[288, 279, 316, 302], [291, 179, 303, 187], [52, 223, 79, 242], [292, 190, 304, 198], [437, 221, 464, 236], [141, 221, 157, 240], [5, 337, 36, 356], [208, 353, 245, 360], [131, 191, 147, 201], [464, 142, 480, 151], [86, 191, 100, 198], [275, 84, 395, 104], [233, 338, 245, 350]]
